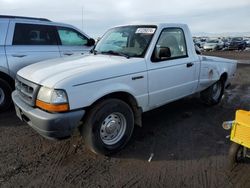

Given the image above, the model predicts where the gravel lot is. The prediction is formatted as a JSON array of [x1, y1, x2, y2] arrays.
[[0, 51, 250, 187]]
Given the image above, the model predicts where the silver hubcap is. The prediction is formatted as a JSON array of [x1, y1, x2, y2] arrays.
[[100, 112, 127, 145], [0, 88, 5, 105], [212, 82, 222, 100]]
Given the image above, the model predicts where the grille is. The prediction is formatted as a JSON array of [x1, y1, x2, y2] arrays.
[[15, 76, 40, 106]]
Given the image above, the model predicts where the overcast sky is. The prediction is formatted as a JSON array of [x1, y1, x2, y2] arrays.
[[1, 0, 250, 37]]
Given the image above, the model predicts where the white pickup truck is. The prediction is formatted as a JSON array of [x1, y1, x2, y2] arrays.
[[12, 23, 237, 155]]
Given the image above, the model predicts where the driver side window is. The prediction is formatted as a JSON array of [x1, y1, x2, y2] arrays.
[[152, 28, 188, 62], [57, 27, 87, 46]]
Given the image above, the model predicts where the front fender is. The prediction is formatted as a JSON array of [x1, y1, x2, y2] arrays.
[[86, 83, 138, 106], [64, 72, 149, 111]]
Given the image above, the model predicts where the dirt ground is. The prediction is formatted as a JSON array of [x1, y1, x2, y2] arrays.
[[1, 51, 250, 188]]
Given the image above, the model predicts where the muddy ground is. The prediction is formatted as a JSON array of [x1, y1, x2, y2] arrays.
[[1, 51, 250, 187]]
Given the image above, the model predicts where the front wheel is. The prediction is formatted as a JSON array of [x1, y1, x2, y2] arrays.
[[228, 142, 244, 170], [81, 99, 134, 155], [0, 79, 12, 112], [200, 79, 224, 106]]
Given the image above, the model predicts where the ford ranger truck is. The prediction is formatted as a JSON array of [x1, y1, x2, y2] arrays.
[[12, 24, 237, 155]]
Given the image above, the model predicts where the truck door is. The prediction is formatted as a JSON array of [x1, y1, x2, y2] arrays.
[[56, 27, 92, 57], [0, 19, 9, 75], [5, 22, 61, 78], [147, 27, 199, 107]]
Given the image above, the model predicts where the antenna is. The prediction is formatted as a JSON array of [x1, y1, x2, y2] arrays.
[[82, 7, 84, 32]]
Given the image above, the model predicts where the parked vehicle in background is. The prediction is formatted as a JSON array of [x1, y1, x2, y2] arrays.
[[193, 38, 201, 48], [227, 37, 246, 50], [221, 37, 231, 48], [199, 38, 207, 49], [12, 23, 237, 155], [244, 38, 250, 48], [203, 39, 224, 51], [0, 15, 95, 111], [193, 37, 207, 49]]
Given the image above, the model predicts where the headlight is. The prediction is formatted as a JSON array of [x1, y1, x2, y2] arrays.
[[36, 87, 69, 112], [222, 121, 234, 130]]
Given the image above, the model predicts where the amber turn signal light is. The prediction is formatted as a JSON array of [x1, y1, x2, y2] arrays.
[[36, 100, 69, 112]]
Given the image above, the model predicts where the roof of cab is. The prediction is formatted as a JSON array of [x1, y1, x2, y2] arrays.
[[0, 15, 51, 22], [111, 23, 188, 29]]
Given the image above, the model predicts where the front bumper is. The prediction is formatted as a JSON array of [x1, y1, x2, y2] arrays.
[[12, 91, 85, 140]]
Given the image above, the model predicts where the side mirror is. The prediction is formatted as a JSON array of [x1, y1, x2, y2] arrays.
[[152, 46, 171, 62], [158, 47, 171, 59], [87, 38, 95, 46]]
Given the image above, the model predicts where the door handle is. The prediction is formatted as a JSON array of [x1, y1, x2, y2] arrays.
[[186, 62, 194, 68], [63, 52, 74, 56], [132, 76, 144, 80], [12, 54, 27, 58]]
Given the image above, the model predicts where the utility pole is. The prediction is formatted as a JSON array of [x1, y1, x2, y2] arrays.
[[82, 7, 84, 32]]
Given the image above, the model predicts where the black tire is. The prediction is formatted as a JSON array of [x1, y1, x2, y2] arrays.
[[228, 142, 244, 170], [0, 78, 12, 112], [200, 79, 224, 106], [81, 99, 134, 155], [242, 44, 246, 51]]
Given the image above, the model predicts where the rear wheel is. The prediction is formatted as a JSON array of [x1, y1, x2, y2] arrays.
[[81, 99, 134, 155], [228, 142, 244, 170], [240, 44, 246, 51], [0, 79, 12, 112], [200, 79, 224, 105]]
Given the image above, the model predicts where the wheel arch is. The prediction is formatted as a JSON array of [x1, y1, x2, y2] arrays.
[[85, 91, 142, 127], [220, 72, 227, 81], [220, 72, 228, 86], [0, 71, 15, 89]]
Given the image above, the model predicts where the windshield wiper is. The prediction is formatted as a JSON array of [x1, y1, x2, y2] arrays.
[[90, 49, 98, 55], [99, 50, 130, 59]]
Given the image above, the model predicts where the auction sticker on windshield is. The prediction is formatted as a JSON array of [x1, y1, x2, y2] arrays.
[[135, 28, 156, 34]]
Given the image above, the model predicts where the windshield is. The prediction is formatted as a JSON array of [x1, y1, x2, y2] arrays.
[[94, 25, 157, 58], [232, 37, 243, 42]]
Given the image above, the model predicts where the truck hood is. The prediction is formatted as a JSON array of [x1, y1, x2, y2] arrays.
[[17, 54, 147, 88]]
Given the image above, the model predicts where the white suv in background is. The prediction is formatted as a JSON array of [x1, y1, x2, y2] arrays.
[[0, 15, 95, 111]]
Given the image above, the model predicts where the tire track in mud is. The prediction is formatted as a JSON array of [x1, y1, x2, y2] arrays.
[[226, 164, 250, 188], [0, 127, 44, 184], [61, 156, 123, 187], [35, 136, 107, 187], [119, 175, 143, 188], [39, 139, 76, 187], [196, 160, 213, 188], [64, 161, 100, 186]]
